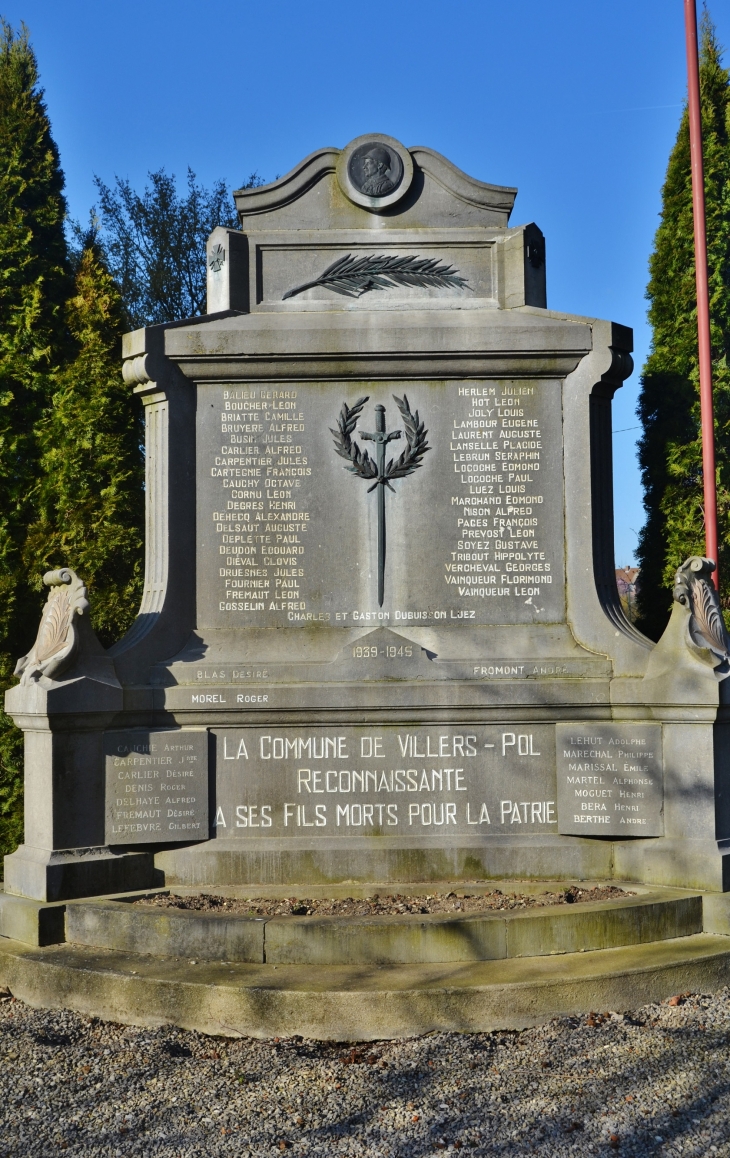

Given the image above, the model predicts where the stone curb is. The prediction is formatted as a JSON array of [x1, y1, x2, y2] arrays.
[[64, 888, 703, 965], [1, 932, 730, 1040]]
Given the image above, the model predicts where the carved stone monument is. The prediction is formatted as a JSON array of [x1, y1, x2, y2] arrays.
[[4, 133, 730, 909]]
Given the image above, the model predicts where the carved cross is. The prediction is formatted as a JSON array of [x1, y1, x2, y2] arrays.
[[361, 405, 402, 606]]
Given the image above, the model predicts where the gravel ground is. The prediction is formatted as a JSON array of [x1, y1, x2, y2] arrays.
[[134, 885, 632, 917], [1, 986, 730, 1156]]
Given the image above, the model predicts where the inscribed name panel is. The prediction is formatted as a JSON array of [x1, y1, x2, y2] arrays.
[[555, 723, 663, 837], [196, 379, 565, 629], [104, 729, 209, 844]]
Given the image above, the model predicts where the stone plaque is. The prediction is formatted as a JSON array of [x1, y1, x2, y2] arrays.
[[105, 730, 209, 844], [212, 724, 558, 839], [198, 378, 564, 630], [555, 723, 663, 837]]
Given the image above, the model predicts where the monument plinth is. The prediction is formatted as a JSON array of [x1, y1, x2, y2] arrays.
[[4, 134, 730, 906]]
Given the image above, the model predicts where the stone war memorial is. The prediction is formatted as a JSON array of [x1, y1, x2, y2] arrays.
[[2, 134, 730, 1039]]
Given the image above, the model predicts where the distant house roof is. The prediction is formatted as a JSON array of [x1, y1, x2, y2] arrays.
[[615, 567, 640, 594]]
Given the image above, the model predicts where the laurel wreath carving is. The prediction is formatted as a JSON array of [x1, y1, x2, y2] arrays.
[[330, 394, 430, 490], [283, 253, 469, 300], [330, 396, 378, 479]]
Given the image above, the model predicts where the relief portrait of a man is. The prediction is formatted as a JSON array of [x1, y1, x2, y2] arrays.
[[358, 146, 396, 197]]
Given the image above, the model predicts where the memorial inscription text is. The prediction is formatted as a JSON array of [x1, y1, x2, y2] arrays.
[[105, 730, 209, 844], [213, 724, 558, 839], [197, 379, 565, 628], [555, 723, 663, 837]]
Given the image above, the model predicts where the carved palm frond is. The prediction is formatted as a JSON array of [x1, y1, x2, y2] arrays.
[[34, 588, 72, 664], [385, 394, 431, 480], [284, 253, 469, 300]]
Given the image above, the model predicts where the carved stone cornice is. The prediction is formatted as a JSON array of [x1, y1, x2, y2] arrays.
[[233, 144, 517, 227], [234, 148, 340, 217], [122, 353, 153, 387], [163, 309, 592, 383], [409, 146, 516, 218]]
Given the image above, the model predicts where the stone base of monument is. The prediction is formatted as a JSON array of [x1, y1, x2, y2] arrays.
[[3, 845, 157, 904], [2, 881, 730, 1038], [153, 837, 730, 895], [0, 889, 67, 946]]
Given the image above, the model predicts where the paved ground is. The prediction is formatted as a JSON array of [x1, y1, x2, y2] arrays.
[[0, 984, 729, 1156]]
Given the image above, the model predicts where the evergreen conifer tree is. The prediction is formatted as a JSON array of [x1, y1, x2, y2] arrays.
[[25, 237, 144, 648], [636, 12, 730, 639], [0, 24, 258, 862], [0, 20, 71, 858]]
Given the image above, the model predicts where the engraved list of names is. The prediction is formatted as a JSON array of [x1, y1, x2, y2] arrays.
[[197, 380, 565, 628], [445, 381, 558, 610], [200, 386, 312, 622]]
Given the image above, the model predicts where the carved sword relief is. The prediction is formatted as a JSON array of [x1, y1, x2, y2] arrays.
[[331, 395, 430, 606]]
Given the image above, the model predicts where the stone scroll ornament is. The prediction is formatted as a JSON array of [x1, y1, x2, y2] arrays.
[[673, 556, 730, 674], [283, 253, 469, 300], [14, 568, 90, 685], [331, 396, 430, 606]]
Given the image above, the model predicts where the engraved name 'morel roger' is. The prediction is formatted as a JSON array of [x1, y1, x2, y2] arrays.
[[446, 384, 549, 604], [214, 388, 310, 615]]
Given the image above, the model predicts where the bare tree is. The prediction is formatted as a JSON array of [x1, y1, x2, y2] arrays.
[[92, 168, 263, 327]]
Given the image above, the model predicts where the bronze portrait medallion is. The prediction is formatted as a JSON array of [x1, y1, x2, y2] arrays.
[[347, 142, 404, 199]]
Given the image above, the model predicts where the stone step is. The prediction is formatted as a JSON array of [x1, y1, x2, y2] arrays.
[[1, 932, 729, 1040], [64, 886, 703, 965]]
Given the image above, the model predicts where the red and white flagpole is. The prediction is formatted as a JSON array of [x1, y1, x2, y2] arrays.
[[684, 0, 719, 589]]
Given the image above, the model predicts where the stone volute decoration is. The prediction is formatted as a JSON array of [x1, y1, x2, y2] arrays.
[[14, 568, 90, 685], [673, 556, 730, 673]]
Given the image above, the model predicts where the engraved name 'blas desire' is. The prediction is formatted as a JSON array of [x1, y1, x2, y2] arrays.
[[331, 395, 430, 606]]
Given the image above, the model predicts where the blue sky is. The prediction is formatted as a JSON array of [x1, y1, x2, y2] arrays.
[[5, 0, 728, 567]]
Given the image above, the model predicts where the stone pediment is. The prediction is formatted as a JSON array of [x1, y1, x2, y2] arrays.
[[233, 136, 517, 232], [204, 137, 540, 317]]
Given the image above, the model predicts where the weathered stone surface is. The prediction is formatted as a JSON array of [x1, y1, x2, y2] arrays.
[[2, 932, 730, 1040], [0, 889, 66, 946], [65, 898, 265, 962], [555, 722, 663, 837], [3, 846, 156, 904], [154, 835, 615, 888], [4, 133, 729, 909], [198, 379, 564, 629], [212, 723, 557, 843], [59, 886, 702, 965], [104, 729, 209, 845]]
